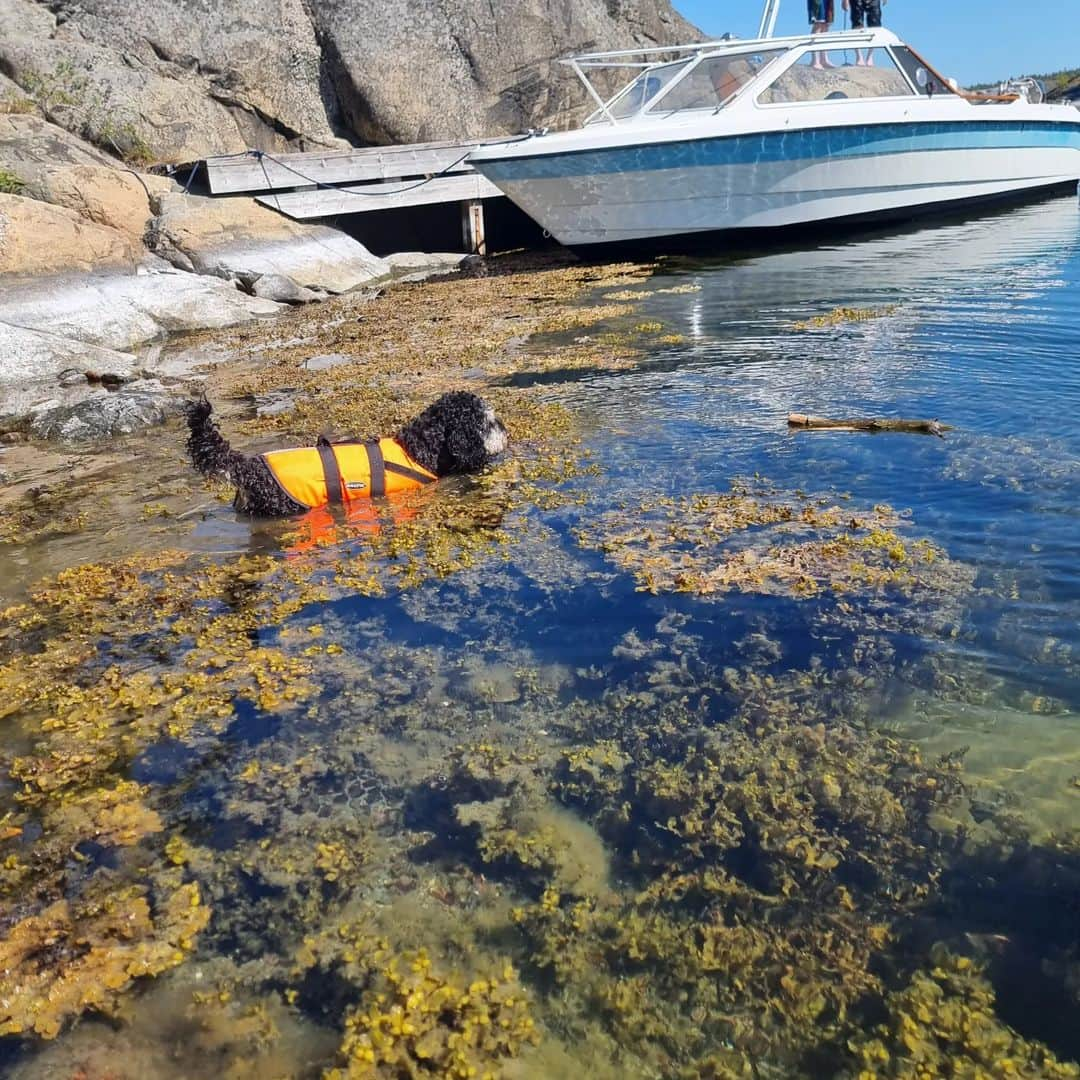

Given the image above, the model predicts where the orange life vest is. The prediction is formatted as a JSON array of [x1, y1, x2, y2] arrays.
[[263, 437, 436, 510]]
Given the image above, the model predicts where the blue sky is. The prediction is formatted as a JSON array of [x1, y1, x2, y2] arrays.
[[671, 0, 1079, 85]]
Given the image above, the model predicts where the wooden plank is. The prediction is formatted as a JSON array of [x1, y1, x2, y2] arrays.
[[461, 199, 487, 255], [255, 173, 502, 219], [206, 140, 502, 195]]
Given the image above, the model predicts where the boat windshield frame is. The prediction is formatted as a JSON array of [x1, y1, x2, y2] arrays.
[[565, 30, 942, 125]]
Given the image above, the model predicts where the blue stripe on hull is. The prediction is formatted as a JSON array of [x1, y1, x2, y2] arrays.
[[477, 121, 1080, 181]]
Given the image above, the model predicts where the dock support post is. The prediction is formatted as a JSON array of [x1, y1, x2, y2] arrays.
[[462, 198, 487, 256]]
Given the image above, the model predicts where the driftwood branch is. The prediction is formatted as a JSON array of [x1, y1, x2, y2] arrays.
[[787, 413, 951, 438]]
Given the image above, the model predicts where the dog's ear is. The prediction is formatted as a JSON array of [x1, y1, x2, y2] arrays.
[[397, 392, 494, 477], [439, 395, 495, 474], [396, 398, 450, 476]]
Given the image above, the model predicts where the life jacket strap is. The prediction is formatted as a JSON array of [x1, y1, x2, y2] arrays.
[[384, 460, 436, 485], [364, 441, 386, 498], [316, 435, 344, 506]]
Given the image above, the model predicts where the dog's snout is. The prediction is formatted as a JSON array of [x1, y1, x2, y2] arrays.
[[485, 416, 509, 457]]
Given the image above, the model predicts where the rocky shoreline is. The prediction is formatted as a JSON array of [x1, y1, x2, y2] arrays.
[[0, 114, 482, 446], [0, 0, 700, 453]]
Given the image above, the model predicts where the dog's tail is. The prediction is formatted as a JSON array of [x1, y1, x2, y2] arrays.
[[184, 397, 247, 482]]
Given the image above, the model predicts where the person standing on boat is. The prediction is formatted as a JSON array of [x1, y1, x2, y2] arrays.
[[843, 0, 885, 65], [807, 0, 836, 69]]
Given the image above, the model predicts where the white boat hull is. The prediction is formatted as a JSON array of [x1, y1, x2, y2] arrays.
[[473, 121, 1080, 247]]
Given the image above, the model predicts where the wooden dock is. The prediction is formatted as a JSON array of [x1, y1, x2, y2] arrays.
[[202, 139, 509, 254]]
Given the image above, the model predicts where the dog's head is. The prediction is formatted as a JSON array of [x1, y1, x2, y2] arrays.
[[396, 391, 508, 477]]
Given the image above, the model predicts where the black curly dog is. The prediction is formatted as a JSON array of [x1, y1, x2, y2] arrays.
[[185, 391, 508, 517]]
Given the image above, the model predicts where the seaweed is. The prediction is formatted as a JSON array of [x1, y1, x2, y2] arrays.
[[577, 483, 968, 601], [841, 948, 1080, 1079], [325, 947, 538, 1078]]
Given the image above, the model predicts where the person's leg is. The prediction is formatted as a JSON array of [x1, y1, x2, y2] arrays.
[[808, 0, 827, 67], [864, 0, 882, 62], [849, 0, 865, 62]]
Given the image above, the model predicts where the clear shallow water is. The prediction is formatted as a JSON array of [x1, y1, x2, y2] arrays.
[[5, 194, 1080, 1077], [555, 196, 1080, 709]]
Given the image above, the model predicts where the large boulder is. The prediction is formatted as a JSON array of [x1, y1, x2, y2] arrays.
[[0, 267, 284, 352], [0, 192, 143, 276], [13, 165, 175, 244], [310, 0, 701, 143], [0, 72, 32, 107], [28, 0, 340, 148], [0, 113, 117, 171], [1, 0, 699, 158], [149, 191, 390, 293], [0, 34, 252, 163]]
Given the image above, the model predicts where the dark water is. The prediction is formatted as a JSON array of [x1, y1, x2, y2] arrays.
[[7, 193, 1080, 1077]]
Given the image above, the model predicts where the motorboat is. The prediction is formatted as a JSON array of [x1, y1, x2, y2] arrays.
[[467, 28, 1080, 248]]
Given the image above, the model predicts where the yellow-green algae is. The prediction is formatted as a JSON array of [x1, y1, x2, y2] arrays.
[[322, 943, 538, 1079], [842, 948, 1079, 1079], [577, 480, 965, 600], [792, 305, 899, 330]]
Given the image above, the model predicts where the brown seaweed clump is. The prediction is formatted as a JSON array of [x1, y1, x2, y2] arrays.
[[400, 685, 968, 1076], [792, 306, 898, 330], [491, 699, 967, 1074], [841, 948, 1080, 1079], [325, 947, 537, 1079], [577, 482, 965, 600], [0, 874, 208, 1038]]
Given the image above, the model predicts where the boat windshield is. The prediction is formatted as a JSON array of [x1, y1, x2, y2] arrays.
[[591, 59, 693, 122], [759, 48, 916, 104], [648, 49, 787, 113]]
